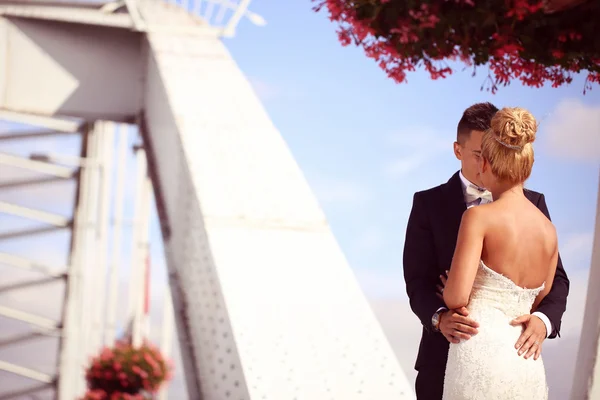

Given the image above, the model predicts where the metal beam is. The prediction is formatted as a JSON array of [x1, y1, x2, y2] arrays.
[[0, 201, 71, 227], [0, 176, 71, 190], [0, 275, 65, 294], [0, 305, 60, 330], [123, 0, 145, 30], [0, 226, 65, 241], [0, 330, 59, 349], [222, 0, 250, 37], [0, 382, 54, 400], [0, 111, 81, 133], [142, 30, 415, 399], [30, 152, 96, 168], [0, 130, 79, 141], [0, 19, 142, 121], [0, 0, 106, 9], [571, 171, 600, 399], [0, 152, 76, 178], [0, 360, 55, 384], [0, 253, 66, 277]]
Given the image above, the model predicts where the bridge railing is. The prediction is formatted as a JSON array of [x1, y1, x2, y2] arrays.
[[136, 0, 265, 37]]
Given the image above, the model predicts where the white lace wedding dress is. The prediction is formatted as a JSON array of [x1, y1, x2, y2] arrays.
[[442, 261, 549, 399]]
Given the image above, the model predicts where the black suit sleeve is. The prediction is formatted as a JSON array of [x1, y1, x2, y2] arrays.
[[403, 192, 445, 330], [535, 193, 570, 339]]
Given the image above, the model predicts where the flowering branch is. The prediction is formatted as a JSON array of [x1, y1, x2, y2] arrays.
[[314, 0, 600, 93]]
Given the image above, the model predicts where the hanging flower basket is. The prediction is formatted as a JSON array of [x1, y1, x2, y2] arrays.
[[81, 340, 173, 400], [80, 390, 146, 400], [314, 0, 600, 92]]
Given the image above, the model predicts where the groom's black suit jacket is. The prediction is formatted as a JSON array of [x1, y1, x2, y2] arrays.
[[403, 172, 570, 371]]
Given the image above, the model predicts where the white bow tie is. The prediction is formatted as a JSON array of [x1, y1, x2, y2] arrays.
[[465, 184, 493, 204]]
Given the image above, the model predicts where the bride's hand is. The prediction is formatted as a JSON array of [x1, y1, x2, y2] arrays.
[[511, 314, 546, 360], [439, 308, 479, 344]]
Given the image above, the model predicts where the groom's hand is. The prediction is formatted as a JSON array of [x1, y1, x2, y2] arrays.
[[439, 307, 479, 344], [436, 270, 449, 300], [511, 314, 547, 360]]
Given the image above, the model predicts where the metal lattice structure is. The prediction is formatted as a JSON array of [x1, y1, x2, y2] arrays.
[[1, 1, 596, 400], [0, 116, 82, 399], [0, 1, 416, 399]]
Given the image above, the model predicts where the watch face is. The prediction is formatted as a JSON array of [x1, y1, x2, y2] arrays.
[[432, 313, 439, 328]]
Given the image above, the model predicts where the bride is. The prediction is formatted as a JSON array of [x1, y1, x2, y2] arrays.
[[442, 107, 557, 399]]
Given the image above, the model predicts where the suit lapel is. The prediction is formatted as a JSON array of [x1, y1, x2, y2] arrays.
[[442, 172, 467, 266], [524, 189, 537, 204]]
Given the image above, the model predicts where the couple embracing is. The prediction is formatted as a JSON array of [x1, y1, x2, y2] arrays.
[[403, 103, 570, 399]]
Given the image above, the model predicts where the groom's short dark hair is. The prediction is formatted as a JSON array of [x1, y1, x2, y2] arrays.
[[456, 102, 499, 144]]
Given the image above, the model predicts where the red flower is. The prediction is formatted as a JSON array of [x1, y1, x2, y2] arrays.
[[314, 0, 600, 92], [82, 341, 173, 397]]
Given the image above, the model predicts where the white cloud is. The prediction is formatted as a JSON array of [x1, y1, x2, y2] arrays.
[[543, 99, 600, 162], [384, 129, 451, 178]]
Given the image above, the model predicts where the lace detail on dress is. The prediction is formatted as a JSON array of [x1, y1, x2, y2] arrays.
[[442, 261, 549, 400], [470, 261, 545, 320]]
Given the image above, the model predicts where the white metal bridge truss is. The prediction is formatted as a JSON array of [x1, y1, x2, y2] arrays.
[[0, 0, 416, 399], [0, 120, 81, 399], [0, 113, 171, 399], [0, 0, 598, 399]]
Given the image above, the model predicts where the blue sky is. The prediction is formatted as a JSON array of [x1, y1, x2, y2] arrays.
[[0, 1, 599, 398], [222, 0, 600, 297], [219, 3, 599, 396]]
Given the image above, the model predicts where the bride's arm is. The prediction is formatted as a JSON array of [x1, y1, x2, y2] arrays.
[[443, 207, 486, 310]]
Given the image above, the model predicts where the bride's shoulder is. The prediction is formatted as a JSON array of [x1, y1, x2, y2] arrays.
[[460, 204, 491, 230], [463, 201, 495, 217]]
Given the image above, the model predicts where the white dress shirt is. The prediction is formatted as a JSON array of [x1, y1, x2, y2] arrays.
[[456, 171, 553, 337]]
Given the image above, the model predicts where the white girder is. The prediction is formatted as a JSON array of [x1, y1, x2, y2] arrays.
[[0, 3, 135, 28], [1, 1, 599, 399], [140, 25, 415, 400], [0, 120, 82, 399], [0, 1, 418, 398], [0, 0, 263, 36], [571, 172, 600, 400], [0, 110, 82, 133], [0, 1, 481, 399]]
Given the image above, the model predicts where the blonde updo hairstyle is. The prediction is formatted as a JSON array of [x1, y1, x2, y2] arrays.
[[481, 107, 537, 184]]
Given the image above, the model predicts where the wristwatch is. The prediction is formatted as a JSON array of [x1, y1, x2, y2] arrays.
[[432, 307, 447, 332]]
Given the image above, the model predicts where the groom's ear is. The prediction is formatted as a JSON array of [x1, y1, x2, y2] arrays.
[[481, 157, 489, 173], [453, 141, 462, 160]]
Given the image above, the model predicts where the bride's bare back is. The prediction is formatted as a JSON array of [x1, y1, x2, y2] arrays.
[[444, 195, 558, 311], [477, 195, 558, 308], [482, 194, 557, 285]]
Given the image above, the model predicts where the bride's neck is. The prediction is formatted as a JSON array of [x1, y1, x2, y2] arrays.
[[491, 182, 524, 201]]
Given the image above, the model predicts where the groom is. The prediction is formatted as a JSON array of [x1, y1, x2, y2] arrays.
[[402, 102, 570, 399]]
